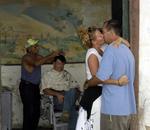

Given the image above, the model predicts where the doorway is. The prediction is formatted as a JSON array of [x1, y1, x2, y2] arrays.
[[112, 0, 139, 130]]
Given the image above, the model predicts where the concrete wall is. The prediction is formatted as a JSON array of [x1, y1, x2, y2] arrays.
[[0, 64, 86, 128]]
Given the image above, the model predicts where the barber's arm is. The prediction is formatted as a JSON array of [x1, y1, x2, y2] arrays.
[[35, 51, 61, 66]]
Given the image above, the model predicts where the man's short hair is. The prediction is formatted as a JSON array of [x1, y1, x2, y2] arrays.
[[104, 19, 121, 36], [54, 55, 66, 64]]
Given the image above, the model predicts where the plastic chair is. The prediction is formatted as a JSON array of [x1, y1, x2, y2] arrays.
[[42, 95, 68, 130]]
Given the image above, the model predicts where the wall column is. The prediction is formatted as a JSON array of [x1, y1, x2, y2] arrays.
[[129, 0, 139, 129]]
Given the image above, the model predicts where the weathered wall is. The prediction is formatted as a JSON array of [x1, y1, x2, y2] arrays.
[[1, 64, 85, 128], [139, 0, 150, 130], [0, 0, 112, 128]]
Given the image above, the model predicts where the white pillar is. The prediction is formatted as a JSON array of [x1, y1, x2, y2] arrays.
[[139, 0, 150, 130]]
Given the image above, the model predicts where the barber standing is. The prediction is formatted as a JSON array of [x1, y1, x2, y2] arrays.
[[19, 38, 60, 130]]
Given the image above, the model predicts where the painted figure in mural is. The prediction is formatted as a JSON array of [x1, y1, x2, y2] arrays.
[[19, 38, 60, 130], [41, 55, 80, 130], [87, 19, 136, 130], [75, 26, 130, 130]]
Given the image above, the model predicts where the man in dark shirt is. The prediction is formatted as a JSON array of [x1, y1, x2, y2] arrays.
[[19, 38, 60, 130]]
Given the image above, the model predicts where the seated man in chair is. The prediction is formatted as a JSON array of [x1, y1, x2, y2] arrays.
[[41, 55, 80, 130]]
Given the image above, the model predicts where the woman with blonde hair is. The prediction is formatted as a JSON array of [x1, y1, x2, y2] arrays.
[[76, 26, 129, 130]]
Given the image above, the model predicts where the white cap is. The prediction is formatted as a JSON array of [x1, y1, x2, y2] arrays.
[[25, 38, 39, 48]]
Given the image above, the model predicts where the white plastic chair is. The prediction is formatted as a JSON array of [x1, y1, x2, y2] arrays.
[[48, 96, 68, 130]]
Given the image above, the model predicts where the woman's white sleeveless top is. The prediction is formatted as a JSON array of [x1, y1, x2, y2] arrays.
[[85, 48, 102, 81]]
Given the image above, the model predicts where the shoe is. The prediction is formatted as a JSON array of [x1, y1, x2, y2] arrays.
[[60, 111, 70, 122]]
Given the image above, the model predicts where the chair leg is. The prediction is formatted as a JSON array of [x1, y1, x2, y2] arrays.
[[48, 96, 68, 130]]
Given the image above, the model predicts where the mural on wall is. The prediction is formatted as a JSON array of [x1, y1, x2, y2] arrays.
[[0, 0, 111, 64], [0, 0, 111, 127]]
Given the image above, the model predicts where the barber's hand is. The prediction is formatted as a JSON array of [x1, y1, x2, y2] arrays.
[[56, 94, 64, 103], [51, 50, 61, 57], [58, 49, 65, 55], [118, 75, 129, 86]]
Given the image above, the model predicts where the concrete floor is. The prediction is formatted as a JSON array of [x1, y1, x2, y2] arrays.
[[12, 127, 52, 130]]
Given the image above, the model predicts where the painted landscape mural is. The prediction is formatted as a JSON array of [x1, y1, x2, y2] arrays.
[[0, 0, 111, 64]]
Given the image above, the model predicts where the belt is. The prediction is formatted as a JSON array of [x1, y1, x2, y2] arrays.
[[21, 79, 39, 86]]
